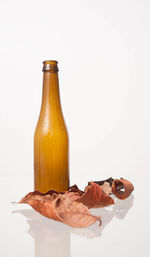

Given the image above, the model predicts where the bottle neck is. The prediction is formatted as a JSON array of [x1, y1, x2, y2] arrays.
[[39, 69, 66, 133], [41, 71, 61, 109], [38, 60, 66, 133]]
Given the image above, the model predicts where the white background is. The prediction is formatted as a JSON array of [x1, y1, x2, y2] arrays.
[[0, 0, 150, 256]]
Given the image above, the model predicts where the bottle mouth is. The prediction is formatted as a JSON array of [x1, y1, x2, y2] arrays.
[[43, 60, 58, 64], [42, 60, 59, 72]]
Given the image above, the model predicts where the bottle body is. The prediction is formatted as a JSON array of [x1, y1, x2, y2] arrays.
[[34, 61, 69, 193]]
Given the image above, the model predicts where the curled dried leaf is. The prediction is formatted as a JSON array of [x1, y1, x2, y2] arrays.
[[77, 182, 114, 208], [112, 178, 134, 200]]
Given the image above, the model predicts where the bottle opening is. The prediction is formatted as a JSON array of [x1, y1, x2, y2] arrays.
[[42, 60, 59, 72]]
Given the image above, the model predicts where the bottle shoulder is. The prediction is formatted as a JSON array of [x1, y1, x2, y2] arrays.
[[34, 119, 69, 139], [34, 100, 69, 139]]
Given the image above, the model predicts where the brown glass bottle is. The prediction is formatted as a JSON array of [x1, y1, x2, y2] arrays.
[[34, 60, 69, 193]]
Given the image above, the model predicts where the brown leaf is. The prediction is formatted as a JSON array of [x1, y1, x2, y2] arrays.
[[77, 182, 114, 208], [112, 178, 134, 200], [14, 177, 134, 228], [18, 191, 101, 228]]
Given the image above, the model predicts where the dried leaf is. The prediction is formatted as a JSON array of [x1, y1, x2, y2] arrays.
[[14, 177, 134, 228], [112, 178, 134, 200], [77, 182, 114, 208], [18, 191, 101, 228]]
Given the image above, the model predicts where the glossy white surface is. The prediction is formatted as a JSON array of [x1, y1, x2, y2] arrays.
[[1, 174, 149, 257], [1, 0, 150, 256]]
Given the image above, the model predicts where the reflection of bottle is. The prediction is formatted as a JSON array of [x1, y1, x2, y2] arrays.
[[13, 209, 71, 257], [28, 219, 71, 257], [34, 60, 69, 193], [34, 236, 70, 257]]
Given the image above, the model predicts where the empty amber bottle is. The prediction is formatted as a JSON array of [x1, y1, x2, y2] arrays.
[[34, 60, 69, 193]]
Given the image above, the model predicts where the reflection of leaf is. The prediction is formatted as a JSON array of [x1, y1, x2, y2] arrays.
[[13, 209, 103, 239], [114, 194, 134, 219]]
